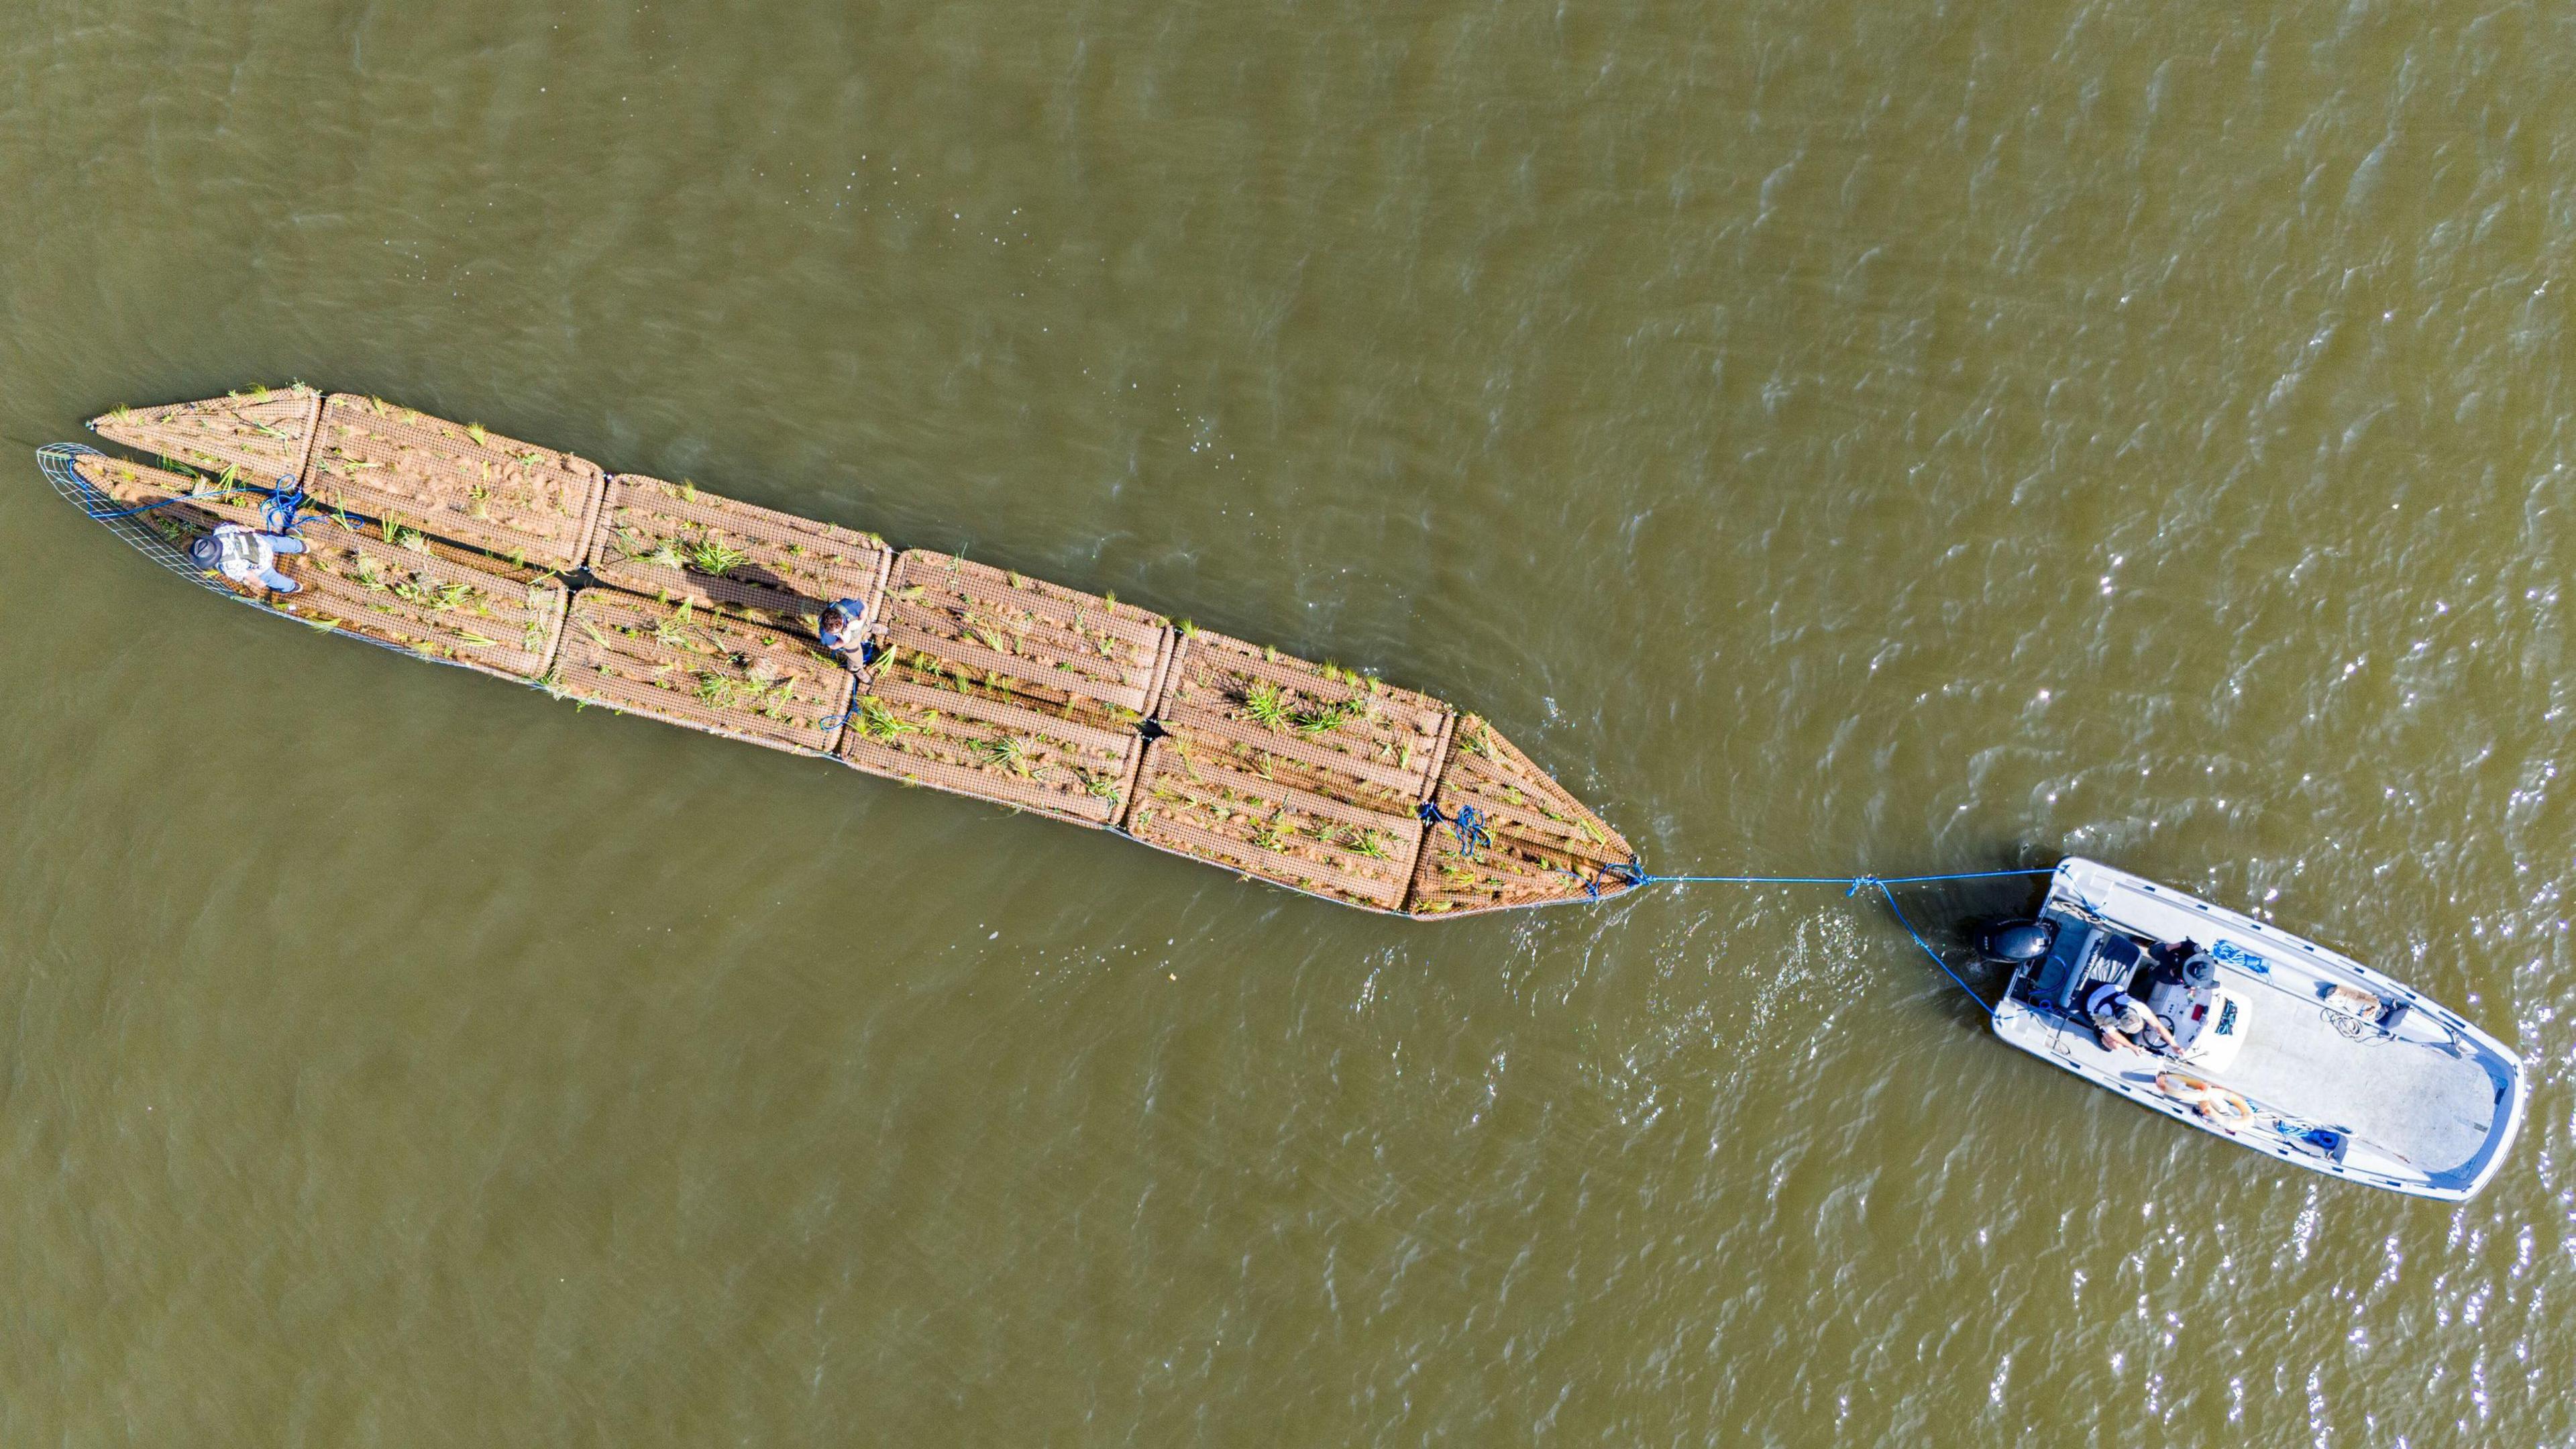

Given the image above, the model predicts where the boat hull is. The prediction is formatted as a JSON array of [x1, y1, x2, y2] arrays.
[[1994, 857, 2525, 1201]]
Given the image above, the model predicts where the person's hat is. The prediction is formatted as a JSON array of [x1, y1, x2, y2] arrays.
[[2112, 999, 2151, 1033], [188, 536, 219, 568]]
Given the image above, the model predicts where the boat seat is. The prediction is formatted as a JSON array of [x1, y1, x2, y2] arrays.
[[2053, 928, 2143, 1012]]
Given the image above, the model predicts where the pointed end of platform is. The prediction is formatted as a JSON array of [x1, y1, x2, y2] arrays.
[[1407, 715, 1638, 919], [89, 384, 321, 484]]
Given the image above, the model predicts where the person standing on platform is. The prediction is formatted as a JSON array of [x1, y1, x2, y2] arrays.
[[818, 597, 869, 670]]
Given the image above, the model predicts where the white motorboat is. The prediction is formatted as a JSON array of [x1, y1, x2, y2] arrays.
[[1984, 857, 2526, 1201]]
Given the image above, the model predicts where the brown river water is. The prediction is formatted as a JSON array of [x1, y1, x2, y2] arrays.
[[2, 1, 2571, 1444]]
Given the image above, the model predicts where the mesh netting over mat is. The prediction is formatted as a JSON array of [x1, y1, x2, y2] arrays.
[[833, 655, 1146, 827], [305, 394, 606, 572], [585, 474, 892, 635], [88, 384, 321, 487], [880, 549, 1174, 720], [1150, 629, 1453, 817], [1123, 736, 1425, 912]]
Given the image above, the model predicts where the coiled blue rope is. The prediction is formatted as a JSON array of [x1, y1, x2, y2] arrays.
[[262, 480, 315, 534], [1417, 801, 1493, 861]]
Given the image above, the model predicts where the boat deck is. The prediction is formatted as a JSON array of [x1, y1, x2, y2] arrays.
[[1998, 858, 2522, 1199]]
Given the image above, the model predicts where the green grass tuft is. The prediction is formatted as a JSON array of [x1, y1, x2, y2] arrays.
[[970, 734, 1039, 776], [682, 533, 749, 576], [1242, 681, 1293, 729]]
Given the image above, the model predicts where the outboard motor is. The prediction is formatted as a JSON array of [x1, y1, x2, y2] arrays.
[[1975, 918, 2057, 963]]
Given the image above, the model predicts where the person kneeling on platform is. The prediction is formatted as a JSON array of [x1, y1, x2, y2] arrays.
[[189, 521, 307, 595], [817, 597, 868, 669], [2084, 981, 2178, 1055]]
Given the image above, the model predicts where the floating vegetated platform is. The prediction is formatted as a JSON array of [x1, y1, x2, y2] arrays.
[[49, 386, 1640, 918]]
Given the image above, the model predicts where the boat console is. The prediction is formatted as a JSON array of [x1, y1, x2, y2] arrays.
[[2010, 914, 2249, 1070]]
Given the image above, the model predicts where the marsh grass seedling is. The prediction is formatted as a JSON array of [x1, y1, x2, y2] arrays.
[[1291, 699, 1362, 737], [682, 533, 749, 576], [1242, 681, 1293, 729], [971, 733, 1039, 776], [652, 600, 699, 649], [852, 696, 920, 742], [1340, 828, 1391, 860]]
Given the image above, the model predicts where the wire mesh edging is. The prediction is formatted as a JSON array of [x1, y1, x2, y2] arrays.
[[38, 442, 557, 690]]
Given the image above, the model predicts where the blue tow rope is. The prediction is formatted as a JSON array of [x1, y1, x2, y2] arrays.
[[1591, 863, 2057, 1016]]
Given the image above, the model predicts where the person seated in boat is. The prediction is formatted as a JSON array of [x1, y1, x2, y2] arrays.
[[2156, 1073, 2253, 1126], [2146, 937, 2214, 988], [188, 521, 307, 595], [816, 597, 868, 669], [2084, 981, 2178, 1055]]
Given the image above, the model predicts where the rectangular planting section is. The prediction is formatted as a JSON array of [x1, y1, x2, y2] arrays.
[[89, 384, 322, 487], [551, 589, 853, 755], [72, 452, 569, 682], [1124, 737, 1424, 910], [833, 647, 1145, 826], [584, 475, 892, 635], [305, 394, 606, 572], [1150, 629, 1453, 816], [1405, 715, 1640, 917], [877, 549, 1174, 716], [1124, 630, 1449, 908], [838, 551, 1169, 824]]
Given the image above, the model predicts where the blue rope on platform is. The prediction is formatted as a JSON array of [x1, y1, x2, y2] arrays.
[[262, 479, 317, 535], [1417, 801, 1493, 861]]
